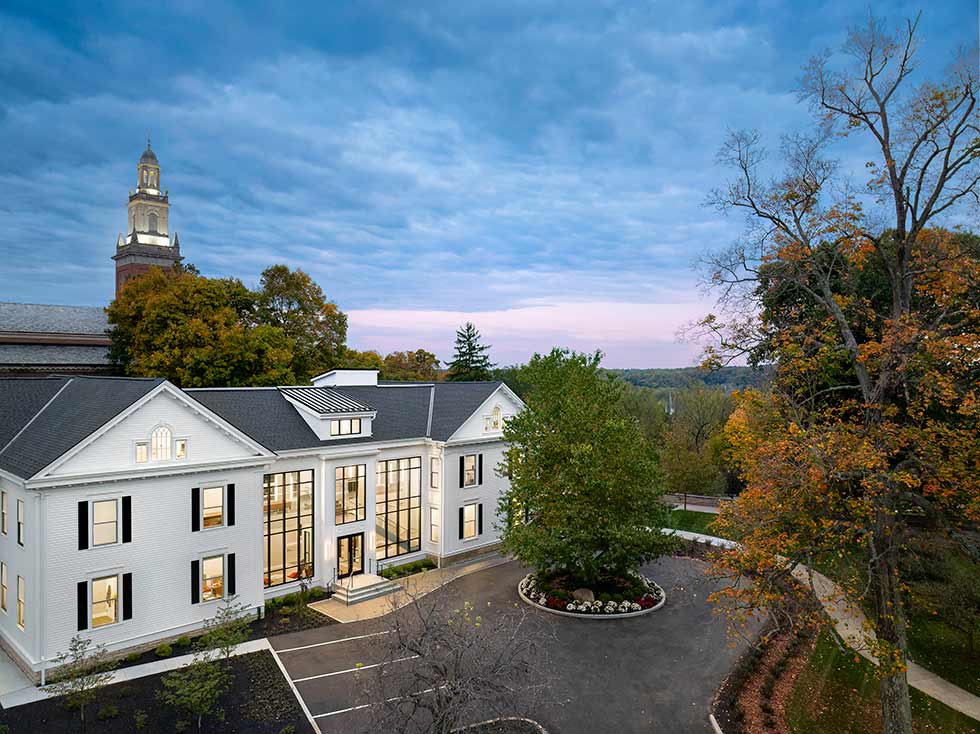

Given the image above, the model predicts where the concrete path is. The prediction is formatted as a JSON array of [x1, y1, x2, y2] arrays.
[[670, 529, 980, 723], [673, 503, 721, 515], [309, 553, 511, 623]]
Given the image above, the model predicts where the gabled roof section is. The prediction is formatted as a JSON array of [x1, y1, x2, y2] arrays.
[[0, 376, 163, 479], [429, 382, 506, 441], [279, 386, 374, 415], [0, 302, 109, 336]]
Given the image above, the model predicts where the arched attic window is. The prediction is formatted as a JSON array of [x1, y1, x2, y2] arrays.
[[151, 426, 172, 461], [148, 212, 158, 232]]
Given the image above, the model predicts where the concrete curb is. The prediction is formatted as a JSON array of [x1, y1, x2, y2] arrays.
[[517, 574, 666, 620]]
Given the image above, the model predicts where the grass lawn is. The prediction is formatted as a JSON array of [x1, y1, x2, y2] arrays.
[[667, 509, 721, 536], [907, 613, 980, 698], [786, 629, 980, 734]]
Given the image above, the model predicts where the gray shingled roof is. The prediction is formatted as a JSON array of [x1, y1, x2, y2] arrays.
[[0, 302, 109, 335], [0, 376, 162, 479], [189, 381, 504, 450], [0, 343, 110, 366]]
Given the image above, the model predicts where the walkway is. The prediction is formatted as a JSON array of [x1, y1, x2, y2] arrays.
[[309, 553, 510, 623], [670, 529, 980, 723]]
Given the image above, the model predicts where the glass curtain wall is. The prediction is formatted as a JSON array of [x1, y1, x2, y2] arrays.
[[375, 457, 422, 560], [263, 470, 314, 587]]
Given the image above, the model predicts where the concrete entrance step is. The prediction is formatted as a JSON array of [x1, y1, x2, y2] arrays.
[[332, 573, 399, 605]]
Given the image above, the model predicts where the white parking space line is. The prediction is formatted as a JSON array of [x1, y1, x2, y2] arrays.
[[268, 647, 323, 734], [293, 655, 419, 683], [276, 630, 390, 654], [313, 686, 445, 719]]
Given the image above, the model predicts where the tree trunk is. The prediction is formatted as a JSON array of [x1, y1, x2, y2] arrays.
[[872, 513, 914, 734]]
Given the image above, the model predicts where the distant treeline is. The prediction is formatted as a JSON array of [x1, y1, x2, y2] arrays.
[[608, 365, 769, 393]]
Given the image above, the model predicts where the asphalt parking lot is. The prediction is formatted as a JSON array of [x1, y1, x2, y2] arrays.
[[271, 556, 754, 734]]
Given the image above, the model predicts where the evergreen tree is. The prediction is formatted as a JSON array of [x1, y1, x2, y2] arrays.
[[445, 322, 494, 381]]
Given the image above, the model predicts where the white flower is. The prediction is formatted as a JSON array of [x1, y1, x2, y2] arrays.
[[630, 602, 641, 611]]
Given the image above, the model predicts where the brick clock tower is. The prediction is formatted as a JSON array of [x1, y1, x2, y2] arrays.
[[112, 140, 183, 296]]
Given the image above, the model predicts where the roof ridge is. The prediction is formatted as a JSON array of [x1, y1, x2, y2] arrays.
[[0, 377, 74, 461]]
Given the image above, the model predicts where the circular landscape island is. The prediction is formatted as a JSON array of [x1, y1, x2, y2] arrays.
[[518, 571, 665, 619]]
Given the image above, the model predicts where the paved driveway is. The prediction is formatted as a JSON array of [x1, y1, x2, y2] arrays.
[[271, 556, 754, 734]]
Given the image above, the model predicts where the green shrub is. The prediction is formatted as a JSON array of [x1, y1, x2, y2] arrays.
[[134, 709, 148, 730], [125, 651, 141, 663], [155, 643, 173, 658], [277, 726, 296, 734], [97, 705, 119, 720], [175, 636, 192, 647]]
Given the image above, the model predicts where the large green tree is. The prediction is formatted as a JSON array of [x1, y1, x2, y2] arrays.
[[107, 268, 295, 387], [445, 322, 494, 381], [254, 264, 347, 381], [498, 348, 673, 585], [660, 385, 733, 496], [382, 349, 440, 381]]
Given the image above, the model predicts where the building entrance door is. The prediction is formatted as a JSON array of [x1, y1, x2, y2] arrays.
[[337, 533, 364, 579]]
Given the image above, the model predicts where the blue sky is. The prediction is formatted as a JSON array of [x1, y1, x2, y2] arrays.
[[0, 2, 975, 367]]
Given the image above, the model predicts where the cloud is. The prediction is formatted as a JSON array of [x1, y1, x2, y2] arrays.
[[0, 1, 974, 366]]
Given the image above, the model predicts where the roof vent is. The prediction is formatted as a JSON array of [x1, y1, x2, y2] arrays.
[[311, 369, 378, 388]]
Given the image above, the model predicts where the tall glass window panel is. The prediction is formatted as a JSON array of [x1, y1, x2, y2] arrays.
[[202, 556, 224, 601], [16, 576, 24, 629], [263, 470, 314, 587], [1, 562, 6, 612], [92, 499, 118, 546], [202, 486, 224, 529], [375, 457, 421, 560], [92, 575, 118, 627], [335, 464, 366, 524]]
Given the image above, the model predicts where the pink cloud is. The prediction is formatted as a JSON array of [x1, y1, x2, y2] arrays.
[[346, 300, 715, 368]]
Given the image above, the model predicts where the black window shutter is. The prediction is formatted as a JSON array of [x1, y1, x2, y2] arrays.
[[478, 504, 484, 535], [122, 573, 133, 620], [191, 488, 200, 532], [121, 496, 132, 543], [77, 501, 88, 551], [76, 581, 88, 631], [478, 455, 484, 485], [191, 560, 200, 604], [459, 456, 465, 488], [227, 553, 236, 596], [227, 484, 236, 527], [458, 507, 464, 539]]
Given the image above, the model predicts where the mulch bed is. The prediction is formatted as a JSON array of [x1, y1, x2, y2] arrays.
[[0, 651, 315, 734]]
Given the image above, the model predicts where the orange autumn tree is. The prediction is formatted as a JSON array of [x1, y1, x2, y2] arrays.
[[698, 14, 979, 734]]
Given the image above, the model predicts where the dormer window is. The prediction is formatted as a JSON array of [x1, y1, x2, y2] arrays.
[[330, 418, 362, 436]]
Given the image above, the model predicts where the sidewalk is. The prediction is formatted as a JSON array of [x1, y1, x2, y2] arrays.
[[669, 528, 980, 723], [308, 553, 511, 623]]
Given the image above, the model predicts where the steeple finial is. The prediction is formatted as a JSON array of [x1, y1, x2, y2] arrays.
[[147, 131, 151, 150]]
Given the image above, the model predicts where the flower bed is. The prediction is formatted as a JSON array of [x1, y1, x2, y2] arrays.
[[518, 572, 665, 617]]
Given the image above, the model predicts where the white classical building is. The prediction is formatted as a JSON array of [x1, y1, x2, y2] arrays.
[[0, 370, 522, 681]]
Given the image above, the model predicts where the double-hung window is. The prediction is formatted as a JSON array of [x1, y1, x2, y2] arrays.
[[91, 575, 119, 628], [16, 500, 24, 546], [1, 491, 6, 535], [16, 576, 24, 629], [1, 562, 6, 612], [202, 555, 224, 601], [92, 499, 118, 546], [135, 441, 148, 463], [461, 504, 478, 540], [430, 507, 440, 543], [430, 458, 441, 489], [202, 487, 224, 529], [462, 455, 477, 487], [175, 439, 187, 460]]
